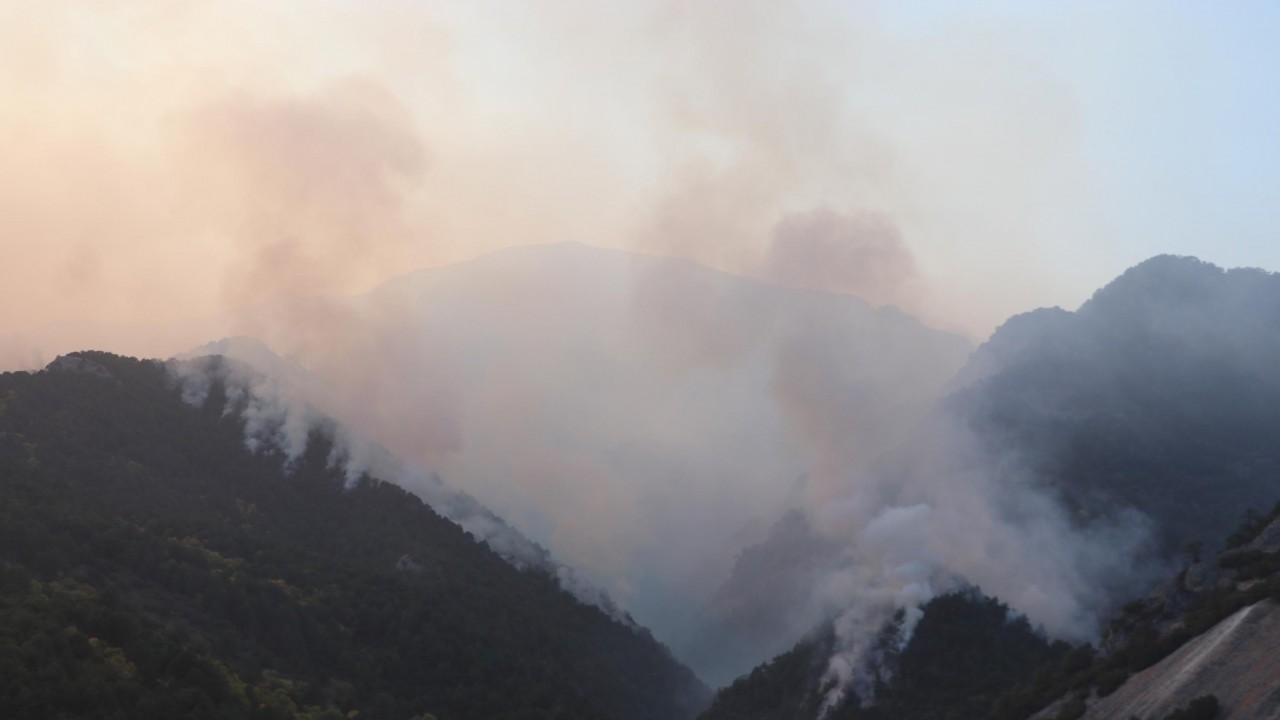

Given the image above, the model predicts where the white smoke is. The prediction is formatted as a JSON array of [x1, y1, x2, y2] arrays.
[[795, 416, 1159, 713], [167, 343, 638, 627], [807, 504, 941, 712]]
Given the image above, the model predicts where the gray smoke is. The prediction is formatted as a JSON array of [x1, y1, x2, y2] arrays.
[[160, 244, 973, 686], [159, 244, 1191, 702], [802, 420, 1159, 710], [168, 341, 638, 627]]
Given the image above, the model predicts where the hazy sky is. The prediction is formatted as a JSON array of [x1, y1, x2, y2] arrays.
[[1, 0, 1277, 358], [6, 2, 1276, 686]]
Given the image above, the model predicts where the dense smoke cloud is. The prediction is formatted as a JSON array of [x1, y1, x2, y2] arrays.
[[0, 0, 1107, 365], [185, 79, 429, 306], [180, 244, 972, 686], [169, 343, 638, 625], [761, 208, 917, 305], [800, 416, 1159, 709], [1, 0, 1260, 700]]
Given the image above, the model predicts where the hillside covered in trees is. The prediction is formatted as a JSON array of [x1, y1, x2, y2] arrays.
[[950, 255, 1280, 553], [698, 589, 1072, 720], [699, 502, 1280, 720], [699, 256, 1280, 720], [0, 351, 709, 720]]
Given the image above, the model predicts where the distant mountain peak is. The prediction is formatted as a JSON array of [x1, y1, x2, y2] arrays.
[[181, 335, 310, 379], [1080, 254, 1220, 311], [1081, 254, 1278, 318]]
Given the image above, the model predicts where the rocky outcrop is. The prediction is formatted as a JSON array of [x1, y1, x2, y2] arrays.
[[1085, 600, 1280, 720], [1246, 518, 1280, 554]]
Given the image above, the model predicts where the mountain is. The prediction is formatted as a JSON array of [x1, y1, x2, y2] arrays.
[[241, 241, 974, 685], [700, 255, 1280, 719], [0, 241, 974, 686], [679, 510, 844, 684], [698, 500, 1280, 720], [175, 336, 641, 623], [698, 588, 1071, 720], [1072, 602, 1280, 720], [0, 351, 709, 720], [1018, 501, 1280, 720], [950, 254, 1280, 551]]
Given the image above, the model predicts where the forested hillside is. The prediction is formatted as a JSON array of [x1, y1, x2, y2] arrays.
[[950, 255, 1280, 552], [699, 256, 1280, 720], [700, 503, 1280, 720], [699, 590, 1070, 720], [0, 352, 709, 720]]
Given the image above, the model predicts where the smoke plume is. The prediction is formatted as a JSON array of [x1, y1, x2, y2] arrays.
[[0, 0, 1104, 366], [169, 342, 638, 625], [761, 208, 917, 306], [0, 0, 1249, 699], [800, 416, 1159, 709]]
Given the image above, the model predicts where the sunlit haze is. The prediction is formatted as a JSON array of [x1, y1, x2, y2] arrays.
[[5, 2, 1280, 707], [2, 1, 1277, 366]]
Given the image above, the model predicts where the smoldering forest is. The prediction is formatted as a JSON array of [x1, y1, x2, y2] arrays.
[[2, 2, 1278, 718]]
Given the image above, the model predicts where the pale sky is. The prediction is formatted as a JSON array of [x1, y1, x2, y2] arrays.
[[1, 0, 1276, 362]]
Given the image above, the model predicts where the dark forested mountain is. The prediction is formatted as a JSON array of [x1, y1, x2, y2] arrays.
[[0, 351, 709, 720], [680, 509, 843, 686], [950, 255, 1280, 551], [0, 242, 976, 687], [700, 504, 1280, 720], [994, 501, 1280, 720], [257, 241, 975, 686], [701, 255, 1280, 720], [698, 589, 1070, 720]]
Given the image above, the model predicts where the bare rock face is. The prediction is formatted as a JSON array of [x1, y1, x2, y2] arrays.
[[1248, 518, 1280, 554], [1086, 601, 1280, 720], [1099, 568, 1211, 658]]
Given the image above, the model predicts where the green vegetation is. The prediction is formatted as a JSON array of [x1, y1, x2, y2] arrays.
[[0, 352, 708, 720], [706, 498, 1280, 720], [1224, 505, 1277, 549], [952, 256, 1280, 555], [694, 636, 832, 720], [702, 258, 1280, 720], [987, 503, 1280, 720], [698, 590, 1069, 720]]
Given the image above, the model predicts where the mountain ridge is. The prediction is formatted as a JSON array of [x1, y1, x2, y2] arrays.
[[0, 350, 710, 719], [700, 253, 1280, 719], [280, 238, 975, 686], [952, 254, 1280, 550]]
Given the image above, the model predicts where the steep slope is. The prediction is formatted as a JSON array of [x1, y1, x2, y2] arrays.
[[1018, 505, 1280, 720], [244, 241, 974, 685], [698, 590, 1069, 720], [950, 255, 1280, 551], [680, 510, 843, 683], [0, 243, 974, 685], [0, 351, 709, 720], [702, 503, 1280, 720], [1081, 600, 1280, 720], [699, 255, 1280, 720], [175, 337, 634, 621]]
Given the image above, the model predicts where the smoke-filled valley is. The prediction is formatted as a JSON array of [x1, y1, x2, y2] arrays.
[[172, 240, 978, 686], [7, 249, 1280, 720], [3, 3, 1280, 719], [166, 248, 1280, 697]]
